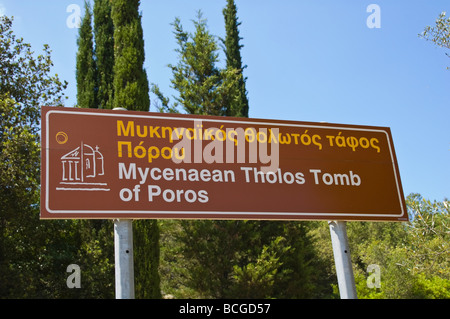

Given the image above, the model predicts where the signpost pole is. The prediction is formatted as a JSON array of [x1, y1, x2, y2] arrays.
[[114, 219, 135, 299], [114, 219, 134, 299], [328, 221, 357, 299], [112, 107, 135, 299]]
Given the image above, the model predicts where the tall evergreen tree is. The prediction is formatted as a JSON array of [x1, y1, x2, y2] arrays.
[[223, 0, 249, 117], [111, 0, 150, 111], [76, 1, 97, 108], [75, 1, 117, 298], [156, 8, 322, 299], [94, 0, 115, 109], [110, 0, 160, 299], [152, 11, 242, 116]]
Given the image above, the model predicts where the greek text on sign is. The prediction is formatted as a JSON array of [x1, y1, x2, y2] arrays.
[[40, 106, 408, 222]]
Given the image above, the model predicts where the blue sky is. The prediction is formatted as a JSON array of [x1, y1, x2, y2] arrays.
[[1, 1, 449, 201]]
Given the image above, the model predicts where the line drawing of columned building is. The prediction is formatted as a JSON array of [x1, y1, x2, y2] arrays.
[[61, 142, 105, 182]]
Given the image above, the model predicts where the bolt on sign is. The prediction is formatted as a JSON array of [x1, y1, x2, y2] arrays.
[[40, 106, 408, 222]]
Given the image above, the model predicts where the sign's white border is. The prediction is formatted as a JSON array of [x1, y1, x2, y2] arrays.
[[44, 109, 407, 219]]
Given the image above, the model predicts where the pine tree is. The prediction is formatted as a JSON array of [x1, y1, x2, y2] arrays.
[[170, 12, 222, 115], [223, 0, 249, 117], [94, 0, 115, 109], [152, 11, 242, 115], [111, 0, 150, 111], [76, 1, 97, 108]]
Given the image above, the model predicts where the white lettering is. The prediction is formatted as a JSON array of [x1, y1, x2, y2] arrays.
[[309, 169, 361, 186], [147, 185, 209, 204], [240, 167, 305, 184], [119, 162, 136, 180]]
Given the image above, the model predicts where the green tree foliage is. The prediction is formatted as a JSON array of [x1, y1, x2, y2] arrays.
[[405, 194, 449, 298], [111, 0, 150, 111], [0, 15, 74, 298], [311, 194, 449, 299], [161, 220, 329, 299], [155, 9, 327, 299], [76, 2, 97, 108], [94, 0, 115, 109], [0, 15, 116, 299], [0, 14, 115, 299], [229, 222, 327, 299], [134, 219, 162, 299], [3, 4, 449, 299], [74, 0, 160, 298], [222, 0, 249, 117], [0, 15, 67, 222], [152, 11, 242, 116], [69, 1, 117, 299], [420, 11, 450, 68], [110, 0, 160, 298]]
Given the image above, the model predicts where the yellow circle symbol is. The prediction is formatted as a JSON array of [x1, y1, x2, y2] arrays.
[[56, 132, 69, 144]]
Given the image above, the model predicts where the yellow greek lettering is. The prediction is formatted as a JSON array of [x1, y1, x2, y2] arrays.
[[134, 141, 147, 158], [204, 128, 215, 141], [161, 147, 172, 159], [300, 130, 311, 146], [148, 146, 160, 163], [149, 126, 161, 138], [326, 135, 335, 146], [215, 126, 226, 142], [186, 127, 196, 140], [291, 133, 300, 145], [162, 126, 173, 142], [347, 136, 359, 152], [172, 147, 185, 160], [359, 137, 370, 149], [117, 120, 135, 137], [269, 129, 279, 144], [227, 129, 238, 146], [172, 127, 185, 140], [245, 127, 256, 143], [370, 138, 381, 153], [118, 141, 132, 158], [335, 132, 346, 148], [278, 133, 291, 144], [196, 122, 204, 141], [312, 135, 322, 150], [136, 125, 147, 138], [257, 130, 267, 143]]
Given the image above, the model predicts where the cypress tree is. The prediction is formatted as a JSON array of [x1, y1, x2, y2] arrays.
[[223, 0, 249, 117], [94, 0, 115, 109], [111, 0, 150, 111], [110, 0, 160, 299], [76, 1, 97, 108]]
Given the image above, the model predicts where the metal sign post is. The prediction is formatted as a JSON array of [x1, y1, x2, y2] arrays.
[[328, 221, 357, 299], [112, 108, 135, 299], [114, 219, 135, 299]]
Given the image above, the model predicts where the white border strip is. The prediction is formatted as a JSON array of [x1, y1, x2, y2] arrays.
[[45, 109, 406, 219]]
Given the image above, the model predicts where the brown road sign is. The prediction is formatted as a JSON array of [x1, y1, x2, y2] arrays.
[[40, 106, 408, 221]]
